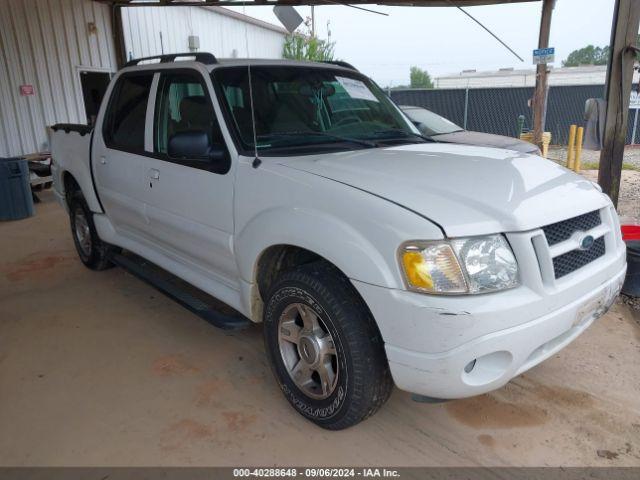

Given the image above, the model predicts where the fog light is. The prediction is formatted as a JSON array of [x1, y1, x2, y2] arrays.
[[464, 359, 477, 373]]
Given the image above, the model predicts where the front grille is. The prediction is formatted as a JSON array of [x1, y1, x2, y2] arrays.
[[553, 237, 606, 279], [542, 210, 602, 246]]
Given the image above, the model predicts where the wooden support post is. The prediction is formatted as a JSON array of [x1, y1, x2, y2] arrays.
[[532, 0, 555, 150], [111, 6, 127, 69], [598, 0, 640, 206]]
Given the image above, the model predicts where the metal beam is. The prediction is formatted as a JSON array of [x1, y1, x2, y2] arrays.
[[598, 0, 640, 207], [94, 0, 537, 6]]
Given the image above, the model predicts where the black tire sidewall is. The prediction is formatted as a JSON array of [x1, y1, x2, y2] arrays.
[[69, 196, 102, 268], [264, 281, 353, 426]]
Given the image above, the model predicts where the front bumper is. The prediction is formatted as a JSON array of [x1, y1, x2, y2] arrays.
[[353, 258, 626, 399]]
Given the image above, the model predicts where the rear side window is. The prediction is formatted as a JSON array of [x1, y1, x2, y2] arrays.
[[103, 74, 153, 151]]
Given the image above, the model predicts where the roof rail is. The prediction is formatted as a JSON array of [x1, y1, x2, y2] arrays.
[[322, 60, 358, 71], [124, 52, 218, 68]]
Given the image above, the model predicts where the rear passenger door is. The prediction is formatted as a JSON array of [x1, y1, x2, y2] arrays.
[[143, 70, 238, 288], [92, 72, 155, 241]]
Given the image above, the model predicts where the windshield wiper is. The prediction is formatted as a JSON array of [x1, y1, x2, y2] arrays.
[[371, 129, 436, 143], [431, 129, 465, 136], [259, 131, 378, 148]]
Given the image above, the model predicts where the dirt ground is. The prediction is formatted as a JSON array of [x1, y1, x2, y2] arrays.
[[1, 191, 639, 467]]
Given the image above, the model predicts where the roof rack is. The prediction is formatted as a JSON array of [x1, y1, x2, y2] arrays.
[[124, 52, 218, 68], [322, 60, 358, 71]]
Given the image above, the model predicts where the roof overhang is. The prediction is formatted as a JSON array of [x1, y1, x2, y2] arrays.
[[96, 1, 537, 7]]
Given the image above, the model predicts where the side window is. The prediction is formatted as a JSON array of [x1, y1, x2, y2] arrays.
[[103, 74, 153, 151], [155, 72, 225, 156]]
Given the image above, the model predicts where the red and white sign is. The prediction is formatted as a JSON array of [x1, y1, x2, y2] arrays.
[[20, 85, 34, 96]]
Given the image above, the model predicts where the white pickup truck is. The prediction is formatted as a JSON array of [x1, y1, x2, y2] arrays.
[[51, 53, 627, 430]]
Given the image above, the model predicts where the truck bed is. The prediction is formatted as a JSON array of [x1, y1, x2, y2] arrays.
[[50, 124, 103, 213]]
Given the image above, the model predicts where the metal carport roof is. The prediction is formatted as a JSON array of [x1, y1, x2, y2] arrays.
[[96, 0, 536, 7]]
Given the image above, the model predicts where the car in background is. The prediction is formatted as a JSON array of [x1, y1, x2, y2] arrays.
[[400, 105, 541, 155]]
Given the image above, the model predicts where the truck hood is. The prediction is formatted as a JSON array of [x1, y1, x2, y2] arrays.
[[276, 143, 609, 237]]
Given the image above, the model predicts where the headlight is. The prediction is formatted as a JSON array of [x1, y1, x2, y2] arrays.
[[400, 235, 519, 295]]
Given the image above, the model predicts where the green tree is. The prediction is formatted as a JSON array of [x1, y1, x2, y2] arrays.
[[409, 66, 434, 89], [562, 36, 640, 67], [283, 34, 335, 61], [283, 21, 335, 62], [562, 45, 609, 67]]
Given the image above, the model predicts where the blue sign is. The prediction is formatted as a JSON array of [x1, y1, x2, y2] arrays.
[[533, 47, 555, 65]]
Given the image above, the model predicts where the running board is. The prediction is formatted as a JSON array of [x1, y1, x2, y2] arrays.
[[110, 252, 251, 331]]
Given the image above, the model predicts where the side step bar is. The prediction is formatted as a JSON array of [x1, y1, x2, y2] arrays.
[[110, 252, 251, 331]]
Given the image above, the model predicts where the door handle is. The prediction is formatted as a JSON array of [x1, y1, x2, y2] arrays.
[[148, 168, 160, 180]]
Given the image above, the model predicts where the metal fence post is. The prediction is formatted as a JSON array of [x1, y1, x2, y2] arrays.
[[632, 108, 639, 144], [463, 86, 470, 130]]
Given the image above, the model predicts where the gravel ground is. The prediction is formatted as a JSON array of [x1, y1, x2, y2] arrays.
[[547, 145, 640, 170], [578, 169, 640, 223], [622, 294, 640, 312]]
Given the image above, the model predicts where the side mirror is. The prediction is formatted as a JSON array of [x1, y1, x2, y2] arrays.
[[168, 130, 210, 159], [168, 130, 227, 163]]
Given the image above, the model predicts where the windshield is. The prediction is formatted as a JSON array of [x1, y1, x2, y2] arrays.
[[402, 107, 463, 136], [213, 66, 423, 154]]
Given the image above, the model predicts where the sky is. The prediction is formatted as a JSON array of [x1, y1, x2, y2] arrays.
[[228, 0, 615, 87]]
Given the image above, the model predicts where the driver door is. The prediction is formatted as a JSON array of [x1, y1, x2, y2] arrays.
[[142, 69, 238, 289]]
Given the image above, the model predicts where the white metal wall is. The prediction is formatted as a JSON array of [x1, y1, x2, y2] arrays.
[[0, 0, 117, 157], [121, 6, 286, 62]]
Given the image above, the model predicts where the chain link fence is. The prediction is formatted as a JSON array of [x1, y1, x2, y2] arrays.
[[390, 85, 639, 146]]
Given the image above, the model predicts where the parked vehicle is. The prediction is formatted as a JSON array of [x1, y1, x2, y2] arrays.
[[400, 105, 541, 155], [51, 54, 627, 430]]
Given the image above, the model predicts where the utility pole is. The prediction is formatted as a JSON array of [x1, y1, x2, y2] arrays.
[[310, 6, 316, 37], [532, 0, 555, 150], [598, 0, 640, 207]]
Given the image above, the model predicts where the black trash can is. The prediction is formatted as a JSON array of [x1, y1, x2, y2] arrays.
[[0, 157, 34, 221], [622, 241, 640, 297]]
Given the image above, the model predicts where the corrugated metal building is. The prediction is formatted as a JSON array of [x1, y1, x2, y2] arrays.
[[434, 65, 640, 89], [0, 0, 117, 158], [121, 6, 286, 61], [0, 0, 287, 158]]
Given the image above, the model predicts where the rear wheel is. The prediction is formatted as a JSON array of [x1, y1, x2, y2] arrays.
[[69, 193, 117, 270], [263, 262, 393, 430]]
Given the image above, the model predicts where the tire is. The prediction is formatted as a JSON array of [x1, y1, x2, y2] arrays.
[[68, 192, 117, 271], [263, 262, 393, 430]]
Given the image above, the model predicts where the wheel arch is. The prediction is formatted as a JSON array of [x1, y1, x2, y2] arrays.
[[235, 207, 399, 322], [62, 171, 81, 205]]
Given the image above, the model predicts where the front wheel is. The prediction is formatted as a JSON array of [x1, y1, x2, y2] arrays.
[[263, 262, 393, 430]]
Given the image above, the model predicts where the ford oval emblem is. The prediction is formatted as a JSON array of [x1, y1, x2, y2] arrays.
[[579, 234, 595, 251]]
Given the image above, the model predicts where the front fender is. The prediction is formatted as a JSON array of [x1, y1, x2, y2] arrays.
[[235, 206, 398, 289]]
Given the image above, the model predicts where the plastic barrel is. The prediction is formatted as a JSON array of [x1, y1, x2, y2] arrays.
[[0, 157, 34, 221], [622, 241, 640, 297]]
